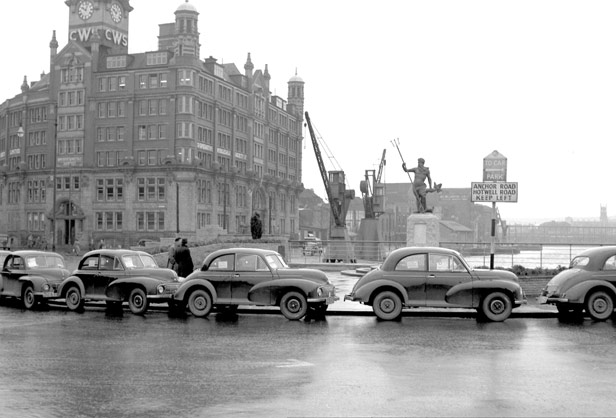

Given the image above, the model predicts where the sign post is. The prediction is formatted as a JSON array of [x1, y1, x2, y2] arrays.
[[472, 151, 517, 269]]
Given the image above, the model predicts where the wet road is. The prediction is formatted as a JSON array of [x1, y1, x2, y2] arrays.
[[0, 304, 615, 418]]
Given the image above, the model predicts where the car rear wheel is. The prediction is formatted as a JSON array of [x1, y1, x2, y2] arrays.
[[22, 285, 36, 310], [128, 288, 149, 315], [187, 289, 212, 318], [480, 291, 512, 322], [585, 290, 614, 321], [372, 290, 402, 321], [279, 291, 308, 320], [65, 286, 84, 311]]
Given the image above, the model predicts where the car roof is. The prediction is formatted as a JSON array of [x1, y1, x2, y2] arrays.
[[210, 247, 279, 255], [382, 246, 463, 269], [574, 246, 616, 269], [10, 250, 63, 258], [82, 249, 151, 257]]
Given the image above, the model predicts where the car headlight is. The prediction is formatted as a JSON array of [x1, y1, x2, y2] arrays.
[[43, 284, 50, 291], [317, 287, 323, 297], [157, 285, 165, 294]]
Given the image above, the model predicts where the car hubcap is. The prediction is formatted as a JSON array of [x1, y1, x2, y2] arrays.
[[194, 296, 207, 311], [592, 298, 608, 314], [490, 299, 505, 314], [68, 292, 78, 306], [133, 295, 144, 308], [287, 299, 301, 313], [380, 298, 395, 313], [25, 291, 33, 305]]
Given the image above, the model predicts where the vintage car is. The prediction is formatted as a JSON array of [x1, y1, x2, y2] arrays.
[[344, 246, 526, 321], [538, 246, 616, 320], [57, 249, 180, 315], [0, 250, 70, 309], [172, 248, 338, 320]]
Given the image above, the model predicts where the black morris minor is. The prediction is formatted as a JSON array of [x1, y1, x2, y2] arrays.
[[172, 248, 338, 320], [539, 246, 616, 320], [0, 251, 70, 309], [57, 249, 180, 315], [344, 246, 526, 321]]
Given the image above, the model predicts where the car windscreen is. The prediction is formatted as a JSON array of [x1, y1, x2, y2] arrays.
[[264, 254, 289, 270], [26, 255, 65, 269], [570, 256, 589, 268], [122, 254, 156, 269]]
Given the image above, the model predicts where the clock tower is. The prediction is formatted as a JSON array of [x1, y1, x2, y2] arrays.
[[66, 0, 133, 53]]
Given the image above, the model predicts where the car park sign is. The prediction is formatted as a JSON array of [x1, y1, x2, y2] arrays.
[[483, 150, 507, 181]]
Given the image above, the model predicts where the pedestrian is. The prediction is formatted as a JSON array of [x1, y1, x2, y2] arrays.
[[73, 239, 81, 256], [98, 238, 105, 249], [173, 238, 194, 278], [167, 237, 181, 269]]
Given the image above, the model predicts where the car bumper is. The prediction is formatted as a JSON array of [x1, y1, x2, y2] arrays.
[[537, 295, 568, 304], [36, 291, 60, 299], [148, 294, 175, 301], [308, 295, 339, 305]]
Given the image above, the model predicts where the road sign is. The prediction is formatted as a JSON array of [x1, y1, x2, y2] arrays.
[[483, 150, 507, 181], [471, 182, 518, 202]]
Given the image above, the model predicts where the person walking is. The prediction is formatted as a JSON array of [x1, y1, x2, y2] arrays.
[[173, 238, 194, 278], [167, 237, 181, 269]]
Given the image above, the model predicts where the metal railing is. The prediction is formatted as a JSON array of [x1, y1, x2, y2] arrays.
[[285, 240, 608, 270]]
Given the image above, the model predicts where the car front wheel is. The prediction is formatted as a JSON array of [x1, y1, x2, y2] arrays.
[[22, 285, 36, 310], [279, 291, 308, 320], [65, 286, 84, 311], [372, 290, 402, 321], [585, 290, 614, 321], [128, 288, 149, 315], [187, 289, 212, 318], [480, 291, 512, 322]]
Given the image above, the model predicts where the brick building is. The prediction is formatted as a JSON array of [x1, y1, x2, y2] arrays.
[[0, 0, 305, 249]]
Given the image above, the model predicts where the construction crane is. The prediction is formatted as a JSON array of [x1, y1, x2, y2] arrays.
[[304, 111, 355, 262], [359, 149, 386, 219]]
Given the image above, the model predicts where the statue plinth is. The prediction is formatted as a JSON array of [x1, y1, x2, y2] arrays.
[[406, 213, 440, 247]]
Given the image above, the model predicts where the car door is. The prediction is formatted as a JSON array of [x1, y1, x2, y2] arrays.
[[203, 253, 234, 303], [425, 253, 473, 307], [231, 253, 274, 304], [388, 253, 427, 306], [79, 254, 117, 298], [1, 255, 26, 297]]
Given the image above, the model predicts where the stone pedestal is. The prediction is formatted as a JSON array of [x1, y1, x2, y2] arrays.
[[406, 213, 440, 247]]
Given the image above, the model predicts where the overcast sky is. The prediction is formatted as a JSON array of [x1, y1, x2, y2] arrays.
[[2, 0, 616, 224]]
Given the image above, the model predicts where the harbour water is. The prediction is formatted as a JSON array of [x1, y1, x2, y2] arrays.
[[464, 245, 597, 270]]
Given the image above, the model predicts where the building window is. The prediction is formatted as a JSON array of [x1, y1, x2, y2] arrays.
[[137, 177, 166, 201], [96, 178, 123, 201], [136, 211, 165, 231], [96, 211, 123, 231]]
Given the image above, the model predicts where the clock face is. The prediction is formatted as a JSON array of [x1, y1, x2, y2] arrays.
[[78, 0, 94, 20], [110, 3, 122, 23]]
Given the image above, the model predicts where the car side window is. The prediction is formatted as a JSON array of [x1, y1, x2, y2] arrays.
[[603, 255, 616, 270], [429, 254, 467, 272], [236, 254, 258, 272], [81, 255, 99, 270], [10, 256, 25, 270], [395, 254, 426, 271], [256, 257, 269, 272], [209, 254, 234, 271], [99, 255, 114, 270]]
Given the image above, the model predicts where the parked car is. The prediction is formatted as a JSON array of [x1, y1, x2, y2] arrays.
[[344, 246, 526, 321], [57, 249, 180, 315], [538, 246, 616, 320], [172, 248, 338, 320], [0, 250, 70, 309]]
